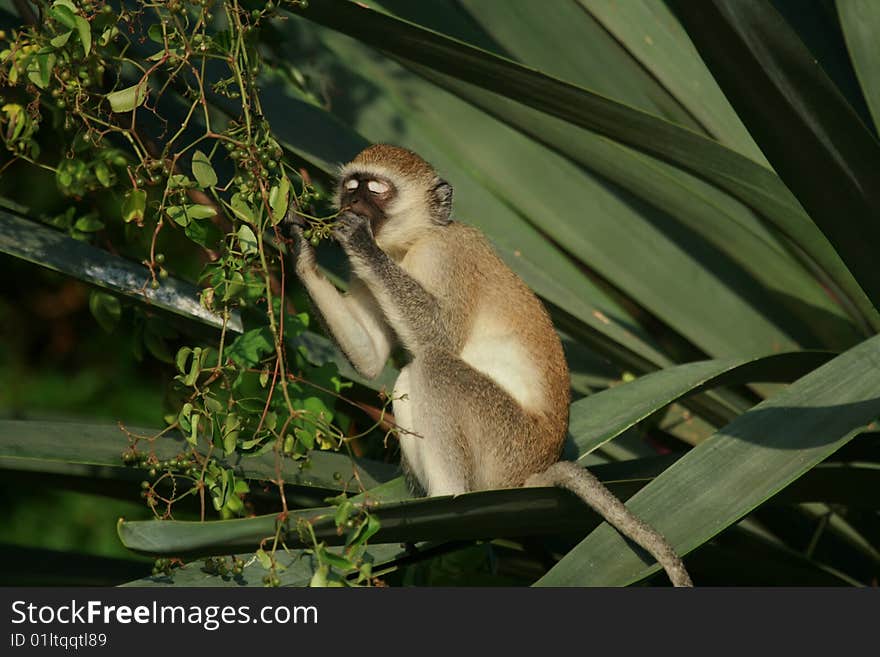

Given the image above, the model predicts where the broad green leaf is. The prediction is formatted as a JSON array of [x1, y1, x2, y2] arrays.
[[191, 150, 218, 188], [577, 0, 768, 164], [565, 351, 835, 460], [115, 447, 877, 558], [106, 82, 148, 113], [537, 332, 880, 586], [837, 0, 880, 132], [672, 0, 880, 325], [457, 0, 701, 132], [292, 0, 880, 331], [0, 420, 398, 491], [118, 485, 602, 556], [0, 210, 239, 332], [308, 26, 846, 358]]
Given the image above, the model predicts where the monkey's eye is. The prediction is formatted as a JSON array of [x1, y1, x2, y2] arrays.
[[367, 180, 390, 194], [344, 179, 359, 190]]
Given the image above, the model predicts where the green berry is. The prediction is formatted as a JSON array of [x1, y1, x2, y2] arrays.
[[310, 236, 320, 247]]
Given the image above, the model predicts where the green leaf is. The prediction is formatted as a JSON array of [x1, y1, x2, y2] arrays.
[[50, 31, 72, 48], [226, 327, 274, 367], [0, 419, 396, 492], [269, 175, 290, 224], [229, 194, 255, 224], [73, 215, 104, 232], [294, 0, 879, 330], [106, 83, 148, 113], [838, 0, 880, 132], [121, 189, 146, 224], [74, 15, 91, 56], [28, 52, 55, 89], [0, 210, 238, 332], [49, 4, 77, 30], [184, 218, 223, 249], [94, 161, 112, 187], [120, 544, 405, 587], [537, 332, 880, 586], [566, 351, 835, 460], [576, 0, 767, 164], [88, 291, 121, 333], [236, 224, 258, 255], [191, 150, 218, 188], [672, 0, 880, 323]]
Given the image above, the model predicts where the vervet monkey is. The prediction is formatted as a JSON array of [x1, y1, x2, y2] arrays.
[[284, 144, 692, 587]]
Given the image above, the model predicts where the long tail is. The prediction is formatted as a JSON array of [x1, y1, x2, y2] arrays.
[[528, 461, 693, 587]]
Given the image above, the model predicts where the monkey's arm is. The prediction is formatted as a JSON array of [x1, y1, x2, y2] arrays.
[[333, 212, 451, 354], [287, 225, 393, 380]]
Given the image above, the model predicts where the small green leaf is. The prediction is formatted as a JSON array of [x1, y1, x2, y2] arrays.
[[334, 500, 354, 527], [255, 548, 272, 570], [106, 83, 148, 113], [166, 206, 190, 227], [223, 429, 237, 455], [147, 23, 164, 44], [74, 16, 91, 56], [236, 224, 258, 255], [50, 31, 72, 48], [229, 193, 255, 223], [191, 150, 218, 188], [28, 52, 55, 89], [321, 551, 355, 571], [184, 219, 223, 248], [88, 291, 121, 333], [94, 161, 112, 187], [52, 0, 78, 13], [187, 204, 216, 219], [309, 564, 329, 587], [167, 205, 213, 226], [74, 215, 104, 232], [175, 347, 193, 374], [226, 328, 274, 367], [49, 4, 77, 30], [269, 175, 290, 224], [121, 189, 146, 223]]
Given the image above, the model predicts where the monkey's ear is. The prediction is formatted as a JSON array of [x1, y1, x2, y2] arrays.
[[431, 179, 453, 224]]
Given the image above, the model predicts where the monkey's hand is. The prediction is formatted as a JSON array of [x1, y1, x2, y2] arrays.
[[280, 212, 316, 276], [332, 211, 377, 257]]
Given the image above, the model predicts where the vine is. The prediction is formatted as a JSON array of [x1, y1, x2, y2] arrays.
[[0, 0, 393, 586]]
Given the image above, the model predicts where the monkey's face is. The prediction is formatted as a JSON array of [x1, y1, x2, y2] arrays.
[[339, 174, 396, 236]]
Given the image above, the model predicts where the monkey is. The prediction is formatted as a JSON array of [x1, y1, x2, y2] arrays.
[[283, 144, 692, 587]]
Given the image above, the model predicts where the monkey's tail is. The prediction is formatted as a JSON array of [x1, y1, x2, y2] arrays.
[[528, 461, 693, 587]]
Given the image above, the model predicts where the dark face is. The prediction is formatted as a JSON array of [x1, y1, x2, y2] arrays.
[[339, 174, 396, 234]]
